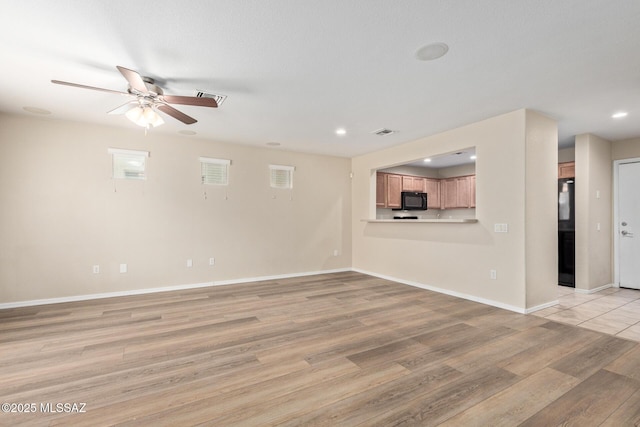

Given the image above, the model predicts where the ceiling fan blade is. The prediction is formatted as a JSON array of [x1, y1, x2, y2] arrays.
[[116, 66, 148, 93], [107, 101, 138, 115], [160, 95, 218, 108], [157, 104, 197, 125], [51, 80, 130, 96]]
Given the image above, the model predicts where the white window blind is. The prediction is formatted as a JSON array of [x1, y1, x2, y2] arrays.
[[269, 164, 294, 189], [200, 157, 231, 185], [108, 148, 149, 180]]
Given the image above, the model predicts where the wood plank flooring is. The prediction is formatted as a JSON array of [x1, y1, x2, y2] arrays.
[[1, 271, 639, 426]]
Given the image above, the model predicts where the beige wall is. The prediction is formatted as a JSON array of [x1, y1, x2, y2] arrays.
[[558, 147, 575, 163], [352, 109, 558, 312], [0, 114, 352, 304], [524, 111, 559, 308], [437, 163, 476, 179], [574, 133, 612, 291], [612, 137, 640, 160]]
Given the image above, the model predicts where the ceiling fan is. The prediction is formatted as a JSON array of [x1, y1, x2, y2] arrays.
[[52, 66, 217, 127]]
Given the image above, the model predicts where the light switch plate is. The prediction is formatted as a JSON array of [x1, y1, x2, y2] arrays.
[[494, 223, 508, 233]]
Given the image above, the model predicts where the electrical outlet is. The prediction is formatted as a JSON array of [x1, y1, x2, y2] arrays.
[[92, 265, 100, 274], [490, 269, 497, 280], [209, 258, 215, 266], [333, 250, 339, 257], [187, 259, 193, 268], [119, 263, 127, 273]]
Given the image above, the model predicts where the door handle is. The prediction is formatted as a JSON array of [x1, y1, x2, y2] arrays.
[[621, 230, 634, 237]]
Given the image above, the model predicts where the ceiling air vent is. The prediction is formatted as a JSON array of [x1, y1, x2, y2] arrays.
[[195, 91, 227, 106], [372, 128, 395, 136]]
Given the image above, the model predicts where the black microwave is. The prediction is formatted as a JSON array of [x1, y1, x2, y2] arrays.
[[397, 191, 428, 210]]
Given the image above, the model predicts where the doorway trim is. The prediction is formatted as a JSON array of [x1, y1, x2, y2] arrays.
[[613, 157, 640, 287]]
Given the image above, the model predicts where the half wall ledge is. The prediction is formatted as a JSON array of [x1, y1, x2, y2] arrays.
[[361, 219, 478, 223]]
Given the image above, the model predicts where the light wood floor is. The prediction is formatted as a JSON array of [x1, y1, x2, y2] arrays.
[[1, 271, 639, 426]]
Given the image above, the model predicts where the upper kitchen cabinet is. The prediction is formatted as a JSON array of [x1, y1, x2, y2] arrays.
[[376, 172, 386, 207], [558, 161, 575, 179], [387, 174, 403, 208], [402, 175, 426, 192], [441, 175, 475, 209], [375, 147, 476, 213], [424, 178, 441, 209], [376, 172, 403, 208]]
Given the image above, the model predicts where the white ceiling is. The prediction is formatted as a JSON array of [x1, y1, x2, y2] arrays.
[[1, 0, 639, 157]]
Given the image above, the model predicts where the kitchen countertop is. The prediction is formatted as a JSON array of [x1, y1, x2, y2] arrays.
[[362, 218, 478, 223]]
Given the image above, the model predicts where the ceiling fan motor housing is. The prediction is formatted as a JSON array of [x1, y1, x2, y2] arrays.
[[128, 77, 164, 97]]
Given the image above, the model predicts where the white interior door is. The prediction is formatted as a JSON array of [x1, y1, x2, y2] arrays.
[[616, 160, 640, 289]]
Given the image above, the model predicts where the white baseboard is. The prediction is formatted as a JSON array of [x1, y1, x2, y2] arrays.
[[1, 268, 562, 314], [0, 268, 352, 310], [524, 300, 559, 314], [574, 283, 614, 294], [352, 268, 527, 314]]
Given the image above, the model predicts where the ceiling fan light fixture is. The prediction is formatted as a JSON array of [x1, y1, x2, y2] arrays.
[[143, 106, 164, 127], [125, 105, 143, 123], [125, 105, 164, 128]]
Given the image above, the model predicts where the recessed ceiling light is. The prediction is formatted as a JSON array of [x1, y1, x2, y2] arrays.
[[23, 106, 51, 115], [336, 128, 347, 136], [612, 111, 628, 119], [423, 158, 432, 163], [266, 142, 281, 146], [178, 130, 197, 136], [470, 155, 477, 160], [415, 42, 449, 61]]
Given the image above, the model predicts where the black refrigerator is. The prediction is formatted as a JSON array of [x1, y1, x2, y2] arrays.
[[558, 178, 575, 287]]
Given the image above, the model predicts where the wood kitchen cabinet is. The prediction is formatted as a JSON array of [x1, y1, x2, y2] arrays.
[[441, 178, 458, 209], [376, 172, 386, 207], [442, 175, 474, 209], [558, 162, 575, 179], [424, 178, 441, 209], [376, 171, 474, 210], [402, 176, 426, 192], [376, 172, 402, 208], [386, 174, 402, 208]]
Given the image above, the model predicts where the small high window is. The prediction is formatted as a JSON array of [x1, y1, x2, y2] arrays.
[[269, 164, 294, 189], [108, 148, 149, 180], [200, 157, 231, 185]]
